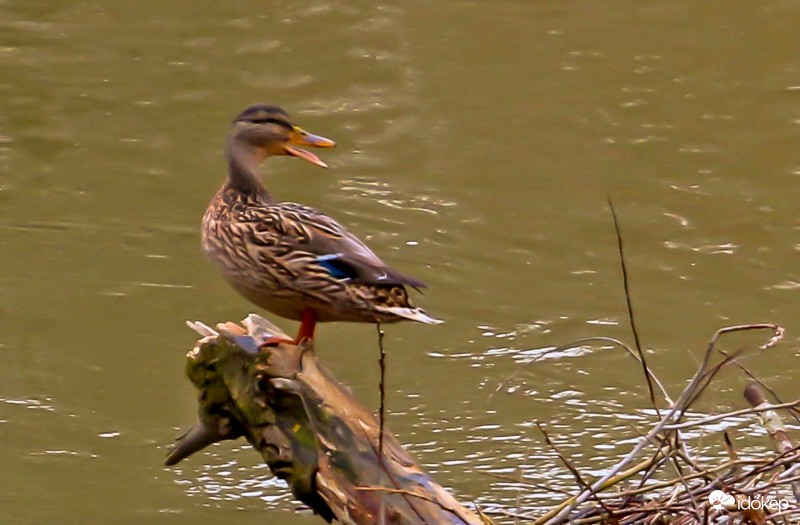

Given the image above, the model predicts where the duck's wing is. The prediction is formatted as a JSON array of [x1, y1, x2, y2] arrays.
[[275, 203, 427, 290]]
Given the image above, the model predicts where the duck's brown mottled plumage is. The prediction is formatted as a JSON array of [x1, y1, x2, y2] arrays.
[[201, 105, 441, 329]]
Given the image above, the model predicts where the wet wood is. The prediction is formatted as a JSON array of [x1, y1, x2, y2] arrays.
[[744, 382, 800, 504], [165, 314, 487, 525]]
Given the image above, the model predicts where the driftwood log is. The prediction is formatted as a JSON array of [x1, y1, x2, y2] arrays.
[[165, 314, 487, 525]]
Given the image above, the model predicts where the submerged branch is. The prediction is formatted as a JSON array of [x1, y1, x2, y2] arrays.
[[533, 323, 794, 525]]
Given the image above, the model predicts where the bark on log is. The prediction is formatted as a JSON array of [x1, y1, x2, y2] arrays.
[[165, 314, 487, 525]]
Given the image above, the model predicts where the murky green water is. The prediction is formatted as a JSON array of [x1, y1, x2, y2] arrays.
[[2, 1, 800, 523]]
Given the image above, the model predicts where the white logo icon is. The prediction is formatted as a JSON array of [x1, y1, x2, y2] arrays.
[[708, 490, 735, 510]]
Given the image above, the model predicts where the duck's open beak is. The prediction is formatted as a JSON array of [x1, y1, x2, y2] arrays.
[[284, 126, 336, 168]]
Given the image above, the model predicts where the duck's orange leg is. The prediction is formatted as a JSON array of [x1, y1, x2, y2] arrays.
[[295, 309, 317, 342], [260, 309, 317, 348]]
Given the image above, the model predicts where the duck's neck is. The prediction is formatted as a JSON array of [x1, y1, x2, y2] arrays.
[[224, 139, 274, 202]]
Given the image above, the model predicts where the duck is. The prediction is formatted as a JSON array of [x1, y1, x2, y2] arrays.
[[201, 104, 442, 344]]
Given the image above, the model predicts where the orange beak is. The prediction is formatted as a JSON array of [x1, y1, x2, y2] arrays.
[[283, 126, 336, 168]]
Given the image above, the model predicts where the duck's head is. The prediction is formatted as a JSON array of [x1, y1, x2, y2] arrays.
[[230, 104, 335, 168]]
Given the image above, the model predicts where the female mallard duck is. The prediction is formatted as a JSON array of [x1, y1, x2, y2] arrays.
[[202, 104, 441, 344]]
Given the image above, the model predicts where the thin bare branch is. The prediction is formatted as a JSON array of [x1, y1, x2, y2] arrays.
[[607, 197, 661, 418]]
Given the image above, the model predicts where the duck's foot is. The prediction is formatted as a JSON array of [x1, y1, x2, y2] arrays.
[[259, 336, 297, 348]]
